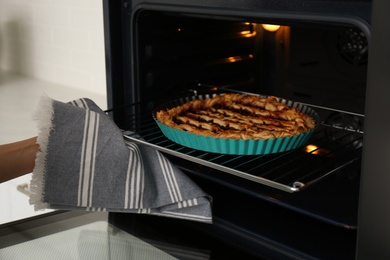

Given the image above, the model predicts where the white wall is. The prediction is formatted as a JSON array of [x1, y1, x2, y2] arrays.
[[0, 0, 106, 96], [0, 0, 108, 224]]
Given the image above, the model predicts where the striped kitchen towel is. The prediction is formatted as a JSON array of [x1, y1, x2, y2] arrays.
[[29, 95, 212, 223]]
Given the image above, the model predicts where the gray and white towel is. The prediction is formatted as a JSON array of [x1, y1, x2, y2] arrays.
[[30, 95, 212, 223]]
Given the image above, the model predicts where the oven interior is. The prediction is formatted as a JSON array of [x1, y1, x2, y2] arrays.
[[108, 8, 369, 259]]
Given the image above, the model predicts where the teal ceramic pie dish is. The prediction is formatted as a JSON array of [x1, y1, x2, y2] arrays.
[[153, 93, 320, 155]]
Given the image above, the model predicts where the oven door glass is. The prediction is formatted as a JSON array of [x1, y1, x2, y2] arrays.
[[0, 214, 176, 260], [0, 211, 265, 259]]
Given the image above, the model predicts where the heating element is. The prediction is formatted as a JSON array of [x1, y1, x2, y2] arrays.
[[115, 87, 364, 193]]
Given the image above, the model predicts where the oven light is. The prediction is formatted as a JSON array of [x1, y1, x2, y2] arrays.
[[225, 54, 253, 63], [240, 30, 257, 37], [240, 23, 257, 37], [262, 24, 281, 32], [227, 56, 242, 63], [304, 144, 333, 157], [304, 144, 319, 154]]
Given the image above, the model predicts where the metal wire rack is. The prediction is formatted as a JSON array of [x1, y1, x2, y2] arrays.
[[116, 93, 363, 193]]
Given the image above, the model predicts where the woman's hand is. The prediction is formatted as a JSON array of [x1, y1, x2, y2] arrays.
[[0, 137, 39, 183]]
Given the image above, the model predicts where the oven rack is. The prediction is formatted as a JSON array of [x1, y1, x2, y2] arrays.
[[119, 108, 363, 193]]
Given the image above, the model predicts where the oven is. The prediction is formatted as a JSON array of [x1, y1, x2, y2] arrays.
[[2, 0, 389, 259], [100, 0, 384, 259]]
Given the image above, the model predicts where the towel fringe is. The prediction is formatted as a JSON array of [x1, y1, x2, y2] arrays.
[[29, 95, 53, 210]]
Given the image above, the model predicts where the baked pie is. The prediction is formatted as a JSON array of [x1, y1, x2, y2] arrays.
[[156, 93, 316, 140]]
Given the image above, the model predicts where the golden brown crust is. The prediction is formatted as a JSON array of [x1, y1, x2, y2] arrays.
[[156, 93, 316, 140]]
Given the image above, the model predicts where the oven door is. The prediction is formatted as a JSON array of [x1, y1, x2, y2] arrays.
[[0, 211, 291, 259]]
